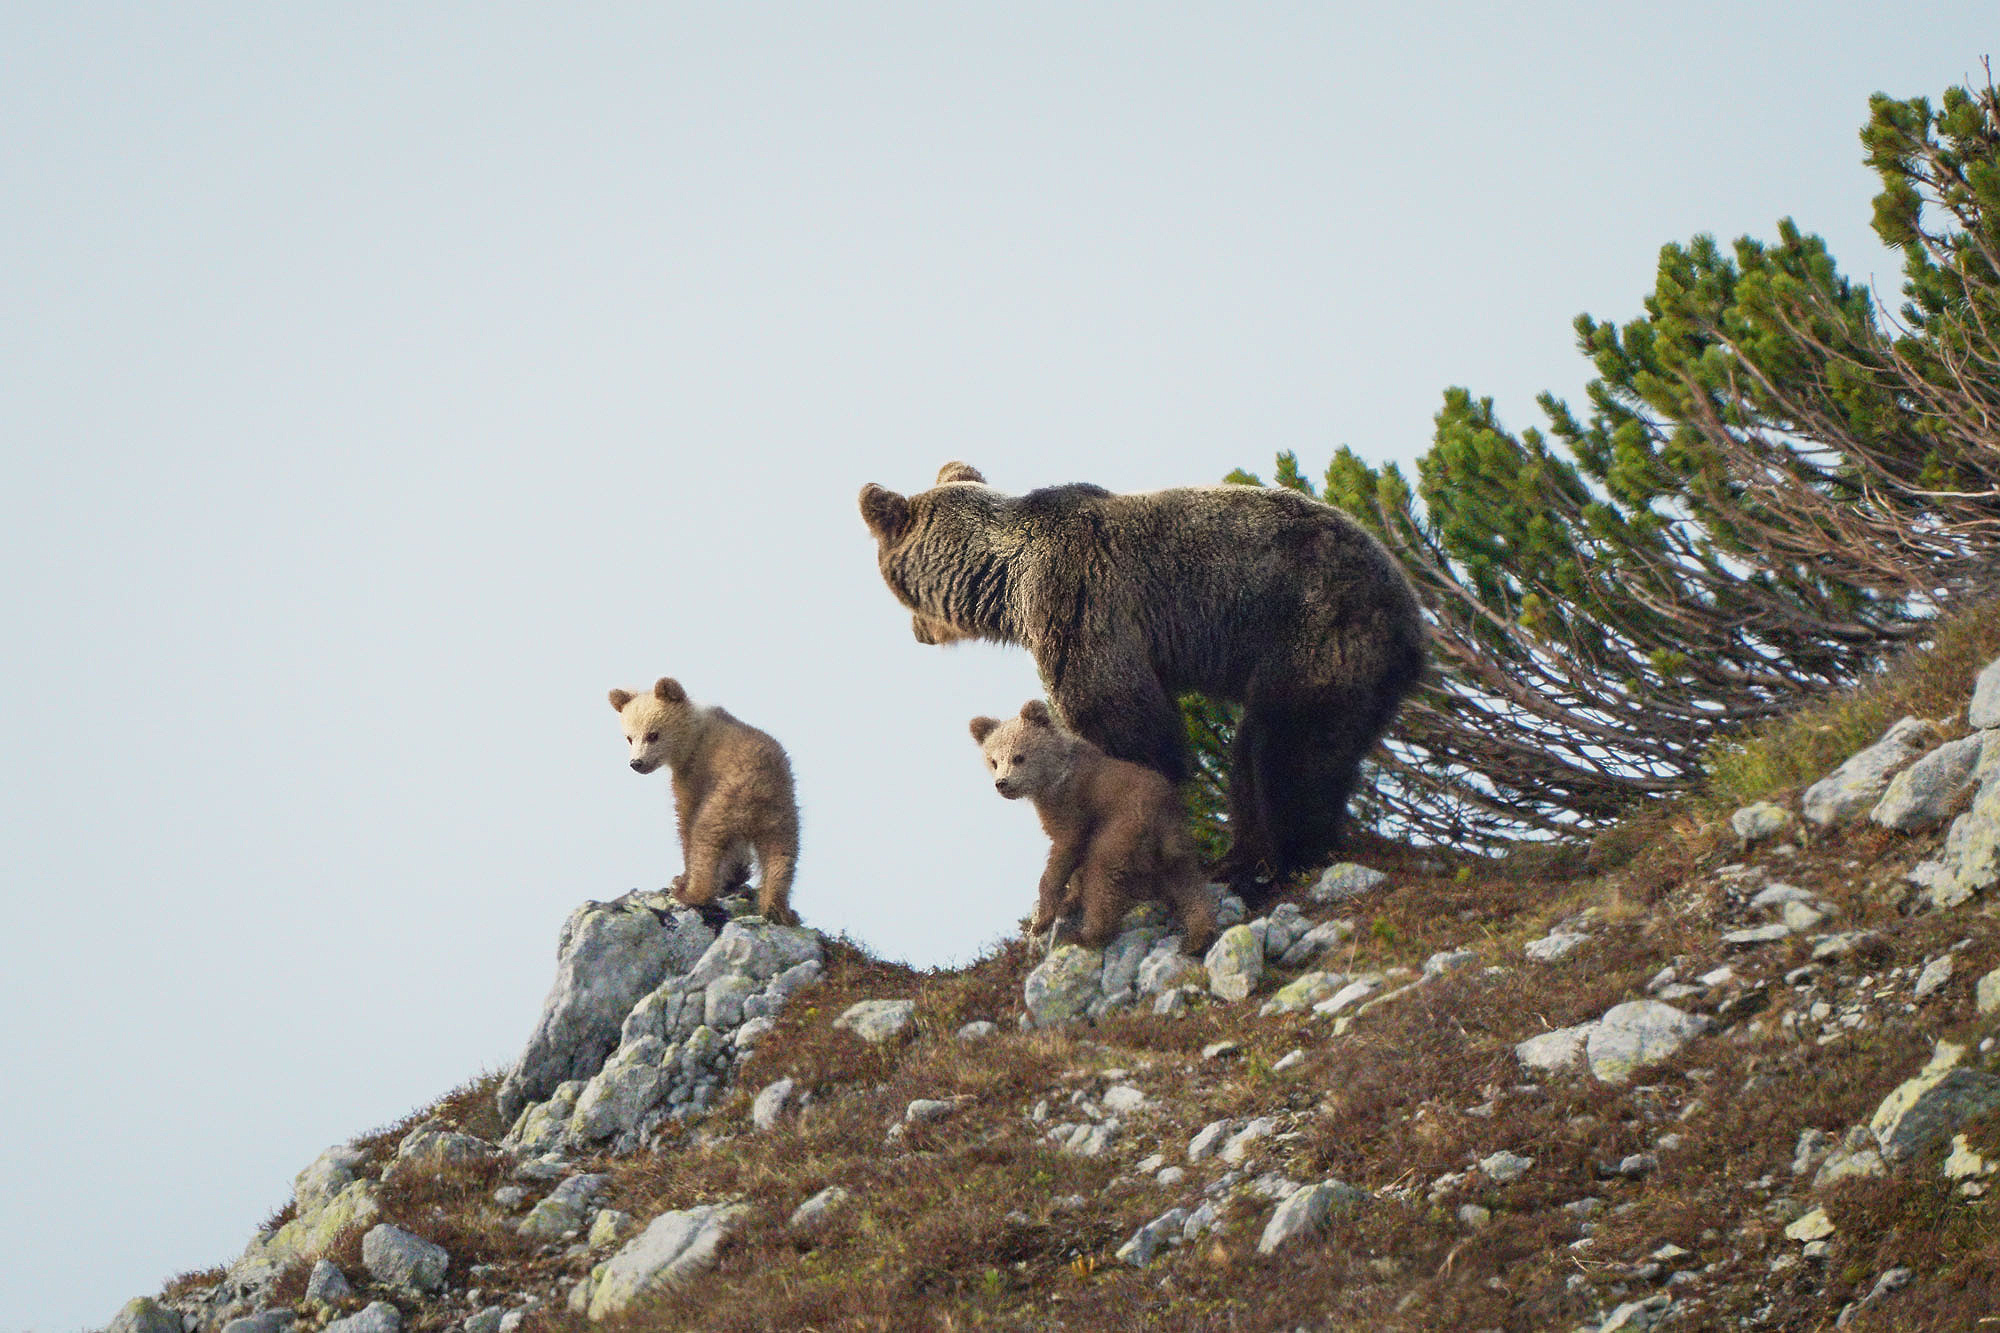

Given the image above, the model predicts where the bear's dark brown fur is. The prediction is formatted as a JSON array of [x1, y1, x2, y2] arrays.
[[971, 700, 1215, 953], [863, 463, 1425, 902]]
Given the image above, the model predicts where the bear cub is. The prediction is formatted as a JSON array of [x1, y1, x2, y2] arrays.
[[971, 699, 1215, 955], [610, 677, 800, 925]]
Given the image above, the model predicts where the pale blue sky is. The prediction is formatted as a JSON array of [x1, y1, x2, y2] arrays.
[[1, 5, 1985, 1327]]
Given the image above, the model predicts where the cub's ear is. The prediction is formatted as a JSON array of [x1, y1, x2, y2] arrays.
[[858, 484, 911, 540], [653, 678, 688, 704], [935, 461, 986, 485], [608, 688, 634, 712], [969, 716, 1000, 744], [1020, 699, 1054, 726]]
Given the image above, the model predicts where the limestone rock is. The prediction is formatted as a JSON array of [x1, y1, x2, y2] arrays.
[[1914, 954, 1956, 999], [518, 1173, 610, 1240], [751, 1077, 796, 1132], [1971, 654, 2000, 729], [1785, 1207, 1835, 1242], [1731, 801, 1793, 844], [1871, 734, 1986, 831], [1116, 1207, 1189, 1267], [833, 998, 916, 1043], [789, 1185, 852, 1233], [1310, 863, 1386, 903], [1204, 925, 1264, 1002], [1515, 1024, 1591, 1074], [1480, 1150, 1533, 1184], [1802, 716, 1939, 827], [1524, 931, 1588, 962], [362, 1223, 449, 1293], [106, 1299, 182, 1333], [1977, 966, 2000, 1016], [577, 1202, 751, 1317], [303, 1258, 354, 1304], [1584, 1001, 1708, 1085], [394, 1125, 498, 1173], [1869, 1042, 2000, 1163], [955, 1020, 998, 1040], [497, 897, 718, 1123], [324, 1305, 401, 1333], [1259, 971, 1342, 1016], [1023, 945, 1103, 1028], [1277, 918, 1355, 967], [293, 1145, 366, 1214], [1256, 1179, 1366, 1254]]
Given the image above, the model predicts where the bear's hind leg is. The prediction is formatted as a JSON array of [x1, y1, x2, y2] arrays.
[[750, 833, 799, 926]]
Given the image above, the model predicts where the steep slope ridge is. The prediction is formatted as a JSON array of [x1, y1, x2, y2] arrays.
[[112, 624, 2000, 1333]]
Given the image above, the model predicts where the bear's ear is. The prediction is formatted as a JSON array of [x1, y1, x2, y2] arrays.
[[653, 678, 687, 704], [969, 716, 999, 744], [858, 484, 911, 540], [935, 461, 986, 485], [608, 688, 634, 713], [1020, 699, 1054, 726]]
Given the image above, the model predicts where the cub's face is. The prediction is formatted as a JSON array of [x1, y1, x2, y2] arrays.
[[608, 678, 691, 775], [968, 701, 1071, 799]]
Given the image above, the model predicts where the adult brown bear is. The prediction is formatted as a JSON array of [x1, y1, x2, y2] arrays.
[[859, 462, 1425, 903]]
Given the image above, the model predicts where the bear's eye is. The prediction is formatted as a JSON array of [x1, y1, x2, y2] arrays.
[[1013, 754, 1025, 763], [644, 732, 659, 743]]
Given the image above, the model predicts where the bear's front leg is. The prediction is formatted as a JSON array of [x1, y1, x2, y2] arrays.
[[1032, 839, 1084, 935], [1049, 670, 1190, 784]]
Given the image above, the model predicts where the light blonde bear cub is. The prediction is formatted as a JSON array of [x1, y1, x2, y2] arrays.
[[610, 677, 800, 925], [970, 699, 1215, 954]]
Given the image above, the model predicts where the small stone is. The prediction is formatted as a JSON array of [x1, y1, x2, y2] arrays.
[[1457, 1203, 1491, 1228], [324, 1305, 402, 1333], [1271, 1048, 1305, 1073], [1256, 1178, 1367, 1253], [905, 1098, 958, 1124], [1515, 1024, 1592, 1074], [751, 1076, 796, 1132], [1943, 1134, 1994, 1181], [1731, 802, 1793, 844], [361, 1222, 449, 1292], [1872, 734, 1987, 831], [463, 1309, 506, 1333], [1600, 1294, 1673, 1332], [1221, 1116, 1280, 1164], [1781, 901, 1829, 932], [1803, 716, 1941, 827], [106, 1301, 182, 1333], [1724, 924, 1794, 947], [1259, 971, 1342, 1015], [578, 1202, 751, 1316], [1311, 977, 1379, 1016], [1202, 1040, 1241, 1061], [789, 1185, 852, 1232], [1914, 955, 1955, 999], [1424, 948, 1480, 978], [1811, 932, 1878, 961], [1977, 966, 2000, 1016], [1870, 1041, 2000, 1162], [1967, 655, 2000, 729], [1309, 863, 1385, 903], [1277, 918, 1355, 967], [1204, 925, 1265, 1002], [1155, 1166, 1186, 1187], [1784, 1207, 1835, 1242], [833, 998, 916, 1043], [588, 1208, 635, 1248], [1188, 1119, 1233, 1161], [955, 1020, 998, 1040], [1101, 1085, 1148, 1115], [1585, 1002, 1709, 1084], [1480, 1151, 1534, 1184], [1115, 1207, 1189, 1267], [304, 1257, 355, 1303], [1524, 932, 1589, 962]]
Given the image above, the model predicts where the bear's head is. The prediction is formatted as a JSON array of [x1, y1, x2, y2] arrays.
[[608, 677, 692, 775], [859, 462, 1007, 645], [968, 699, 1076, 800]]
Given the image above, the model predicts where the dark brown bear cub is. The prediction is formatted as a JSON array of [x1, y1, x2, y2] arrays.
[[864, 463, 1426, 903], [971, 699, 1215, 955]]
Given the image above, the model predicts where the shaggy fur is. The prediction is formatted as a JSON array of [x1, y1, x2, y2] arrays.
[[971, 700, 1215, 954], [864, 463, 1426, 901], [609, 677, 800, 925]]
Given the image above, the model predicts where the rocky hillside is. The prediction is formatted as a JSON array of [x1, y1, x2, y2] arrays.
[[108, 619, 2000, 1332]]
